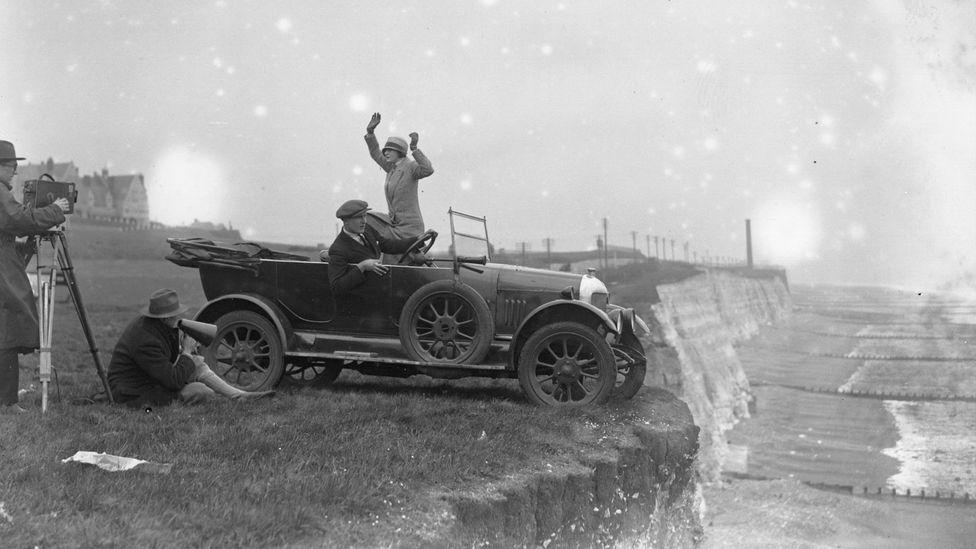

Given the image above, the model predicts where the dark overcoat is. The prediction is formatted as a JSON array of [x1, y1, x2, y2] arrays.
[[0, 181, 65, 350], [107, 316, 196, 399]]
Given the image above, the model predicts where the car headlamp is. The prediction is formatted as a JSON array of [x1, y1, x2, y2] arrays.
[[579, 270, 610, 309]]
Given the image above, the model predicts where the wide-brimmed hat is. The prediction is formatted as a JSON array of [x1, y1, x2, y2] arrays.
[[0, 140, 25, 162], [142, 288, 189, 318], [335, 199, 371, 219], [381, 137, 408, 156]]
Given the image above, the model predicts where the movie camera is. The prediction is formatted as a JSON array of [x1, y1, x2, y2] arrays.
[[23, 174, 78, 214]]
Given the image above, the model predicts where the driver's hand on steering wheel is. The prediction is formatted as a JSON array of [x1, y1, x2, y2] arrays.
[[357, 258, 389, 276]]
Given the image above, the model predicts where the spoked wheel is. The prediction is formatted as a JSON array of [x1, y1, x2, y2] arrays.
[[611, 335, 647, 400], [282, 359, 343, 388], [398, 280, 492, 364], [204, 311, 284, 391], [518, 322, 615, 406]]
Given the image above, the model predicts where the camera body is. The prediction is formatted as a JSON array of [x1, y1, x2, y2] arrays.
[[23, 177, 78, 214]]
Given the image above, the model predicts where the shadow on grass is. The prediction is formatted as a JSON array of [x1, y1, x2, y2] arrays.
[[290, 371, 527, 405]]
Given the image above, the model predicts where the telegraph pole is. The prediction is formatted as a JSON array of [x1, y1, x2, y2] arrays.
[[542, 237, 553, 265], [595, 235, 603, 269], [646, 234, 651, 262], [745, 218, 754, 268], [654, 236, 660, 259], [670, 239, 675, 261], [631, 231, 637, 264], [602, 218, 609, 269], [517, 241, 528, 265]]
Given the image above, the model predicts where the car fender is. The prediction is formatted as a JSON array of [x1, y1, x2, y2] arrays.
[[192, 293, 292, 349], [605, 305, 650, 343], [510, 300, 617, 368]]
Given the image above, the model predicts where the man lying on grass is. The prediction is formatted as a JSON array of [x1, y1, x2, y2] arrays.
[[107, 288, 273, 408]]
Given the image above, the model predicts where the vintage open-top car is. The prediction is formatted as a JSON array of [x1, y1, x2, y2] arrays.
[[166, 209, 649, 406]]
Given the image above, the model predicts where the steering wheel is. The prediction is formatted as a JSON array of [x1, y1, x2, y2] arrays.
[[397, 230, 438, 264]]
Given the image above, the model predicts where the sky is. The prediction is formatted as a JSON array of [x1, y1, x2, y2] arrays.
[[1, 0, 974, 290]]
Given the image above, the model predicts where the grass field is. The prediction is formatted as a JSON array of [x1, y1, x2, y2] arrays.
[[2, 228, 688, 547], [3, 373, 652, 547]]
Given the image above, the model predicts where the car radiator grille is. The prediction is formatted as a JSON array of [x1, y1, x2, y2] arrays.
[[501, 298, 527, 328]]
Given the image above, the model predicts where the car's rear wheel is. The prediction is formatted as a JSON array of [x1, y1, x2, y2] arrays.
[[398, 280, 493, 364], [282, 359, 343, 388], [204, 311, 284, 391], [518, 322, 615, 406]]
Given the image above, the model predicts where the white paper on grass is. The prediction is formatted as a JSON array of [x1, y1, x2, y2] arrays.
[[61, 451, 171, 473]]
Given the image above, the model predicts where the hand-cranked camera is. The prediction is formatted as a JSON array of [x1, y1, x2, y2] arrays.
[[23, 174, 78, 214]]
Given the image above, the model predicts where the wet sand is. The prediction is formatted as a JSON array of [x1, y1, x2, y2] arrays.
[[703, 478, 975, 549], [702, 285, 976, 548]]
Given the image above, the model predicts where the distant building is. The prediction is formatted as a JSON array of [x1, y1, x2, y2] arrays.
[[16, 159, 151, 228]]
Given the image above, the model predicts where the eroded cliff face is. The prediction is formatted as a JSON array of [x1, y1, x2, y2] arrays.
[[447, 390, 702, 548], [645, 269, 792, 480]]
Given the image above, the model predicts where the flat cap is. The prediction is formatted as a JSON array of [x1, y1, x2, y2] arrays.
[[336, 199, 371, 219]]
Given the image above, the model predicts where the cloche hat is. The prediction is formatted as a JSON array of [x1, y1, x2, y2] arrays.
[[381, 137, 408, 156]]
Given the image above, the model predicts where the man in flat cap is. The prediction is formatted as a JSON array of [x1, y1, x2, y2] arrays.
[[0, 139, 70, 413], [327, 199, 416, 298], [363, 113, 434, 250]]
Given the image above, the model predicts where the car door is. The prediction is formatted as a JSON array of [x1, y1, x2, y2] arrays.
[[274, 259, 396, 335]]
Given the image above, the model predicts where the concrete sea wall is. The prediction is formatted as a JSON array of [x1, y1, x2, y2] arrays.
[[645, 268, 793, 480]]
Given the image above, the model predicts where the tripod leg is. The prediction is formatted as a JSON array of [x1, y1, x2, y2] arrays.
[[34, 236, 53, 412], [54, 232, 114, 403], [39, 279, 53, 413]]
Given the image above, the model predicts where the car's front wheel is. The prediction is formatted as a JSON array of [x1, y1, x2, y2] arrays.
[[517, 322, 615, 406], [204, 311, 284, 391], [611, 334, 647, 400]]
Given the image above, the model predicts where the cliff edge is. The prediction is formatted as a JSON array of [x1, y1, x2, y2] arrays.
[[646, 268, 792, 480]]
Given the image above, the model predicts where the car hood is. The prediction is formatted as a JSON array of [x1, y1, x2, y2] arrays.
[[487, 263, 583, 293]]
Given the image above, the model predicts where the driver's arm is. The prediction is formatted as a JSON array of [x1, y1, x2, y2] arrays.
[[327, 249, 367, 296]]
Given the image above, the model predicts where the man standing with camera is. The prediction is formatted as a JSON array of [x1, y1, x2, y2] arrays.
[[0, 140, 69, 414], [107, 288, 273, 409]]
